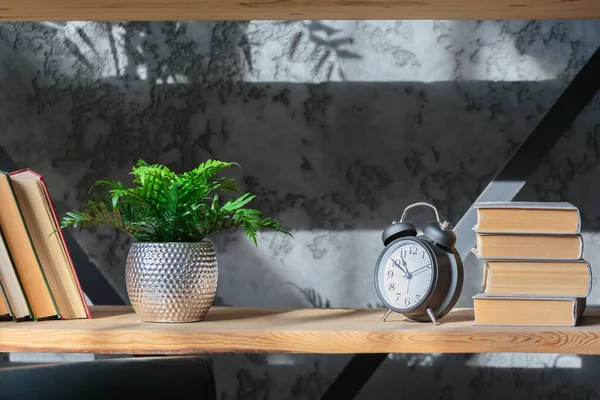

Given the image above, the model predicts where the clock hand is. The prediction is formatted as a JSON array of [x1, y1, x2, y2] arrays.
[[401, 256, 414, 279], [406, 276, 411, 295], [391, 258, 409, 275], [401, 256, 409, 273], [411, 264, 432, 276]]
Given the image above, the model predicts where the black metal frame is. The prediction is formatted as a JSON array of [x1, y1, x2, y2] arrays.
[[321, 354, 389, 400], [322, 46, 600, 400]]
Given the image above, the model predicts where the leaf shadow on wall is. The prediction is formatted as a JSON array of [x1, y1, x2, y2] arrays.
[[2, 20, 600, 309], [2, 20, 600, 400]]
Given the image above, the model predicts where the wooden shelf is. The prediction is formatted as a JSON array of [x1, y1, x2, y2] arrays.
[[2, 306, 600, 355], [0, 0, 598, 21]]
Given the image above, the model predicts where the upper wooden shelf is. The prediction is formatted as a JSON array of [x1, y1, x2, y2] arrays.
[[0, 0, 598, 21], [2, 306, 600, 355]]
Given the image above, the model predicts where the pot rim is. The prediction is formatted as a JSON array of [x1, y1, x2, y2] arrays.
[[131, 240, 213, 245]]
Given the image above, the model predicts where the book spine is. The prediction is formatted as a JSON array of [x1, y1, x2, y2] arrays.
[[36, 172, 91, 319], [586, 261, 593, 297]]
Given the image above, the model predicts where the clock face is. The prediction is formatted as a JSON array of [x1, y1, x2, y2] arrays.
[[377, 239, 435, 311]]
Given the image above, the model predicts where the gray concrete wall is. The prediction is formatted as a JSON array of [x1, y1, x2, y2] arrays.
[[0, 20, 599, 399]]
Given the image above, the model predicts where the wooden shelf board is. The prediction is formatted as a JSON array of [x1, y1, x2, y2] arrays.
[[2, 306, 600, 355], [0, 0, 599, 21]]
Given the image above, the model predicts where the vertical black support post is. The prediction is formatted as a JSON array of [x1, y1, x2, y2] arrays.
[[321, 46, 600, 400]]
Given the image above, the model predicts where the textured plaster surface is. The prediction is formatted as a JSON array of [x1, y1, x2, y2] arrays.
[[0, 20, 600, 399]]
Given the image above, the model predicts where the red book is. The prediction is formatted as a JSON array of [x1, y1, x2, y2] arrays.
[[9, 169, 91, 319]]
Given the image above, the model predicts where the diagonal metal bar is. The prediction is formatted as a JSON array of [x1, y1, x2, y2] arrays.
[[453, 46, 600, 260], [321, 354, 388, 400], [322, 46, 600, 400], [0, 146, 124, 305]]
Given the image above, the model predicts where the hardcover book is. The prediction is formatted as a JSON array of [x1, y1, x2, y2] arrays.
[[10, 169, 90, 319], [474, 234, 583, 260], [0, 282, 11, 320], [0, 171, 58, 319], [482, 260, 592, 298], [473, 294, 585, 327], [474, 202, 580, 234], [0, 227, 33, 320]]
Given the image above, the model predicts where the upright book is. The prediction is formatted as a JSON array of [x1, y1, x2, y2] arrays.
[[0, 171, 58, 319], [474, 202, 580, 234], [0, 227, 33, 320], [0, 281, 11, 320], [10, 169, 90, 319]]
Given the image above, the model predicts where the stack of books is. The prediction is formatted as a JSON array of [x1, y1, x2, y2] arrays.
[[0, 169, 90, 321], [472, 202, 590, 327]]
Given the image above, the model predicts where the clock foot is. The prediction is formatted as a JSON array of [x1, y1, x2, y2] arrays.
[[426, 307, 439, 325], [381, 309, 392, 322]]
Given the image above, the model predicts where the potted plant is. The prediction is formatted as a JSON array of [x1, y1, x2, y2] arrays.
[[60, 160, 288, 323]]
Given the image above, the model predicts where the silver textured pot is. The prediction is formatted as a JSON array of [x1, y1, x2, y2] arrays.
[[125, 241, 218, 323]]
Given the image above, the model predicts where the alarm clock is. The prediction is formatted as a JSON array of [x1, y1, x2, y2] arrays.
[[374, 202, 463, 325]]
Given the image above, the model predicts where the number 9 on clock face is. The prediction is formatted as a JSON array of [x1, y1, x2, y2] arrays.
[[375, 238, 435, 312]]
